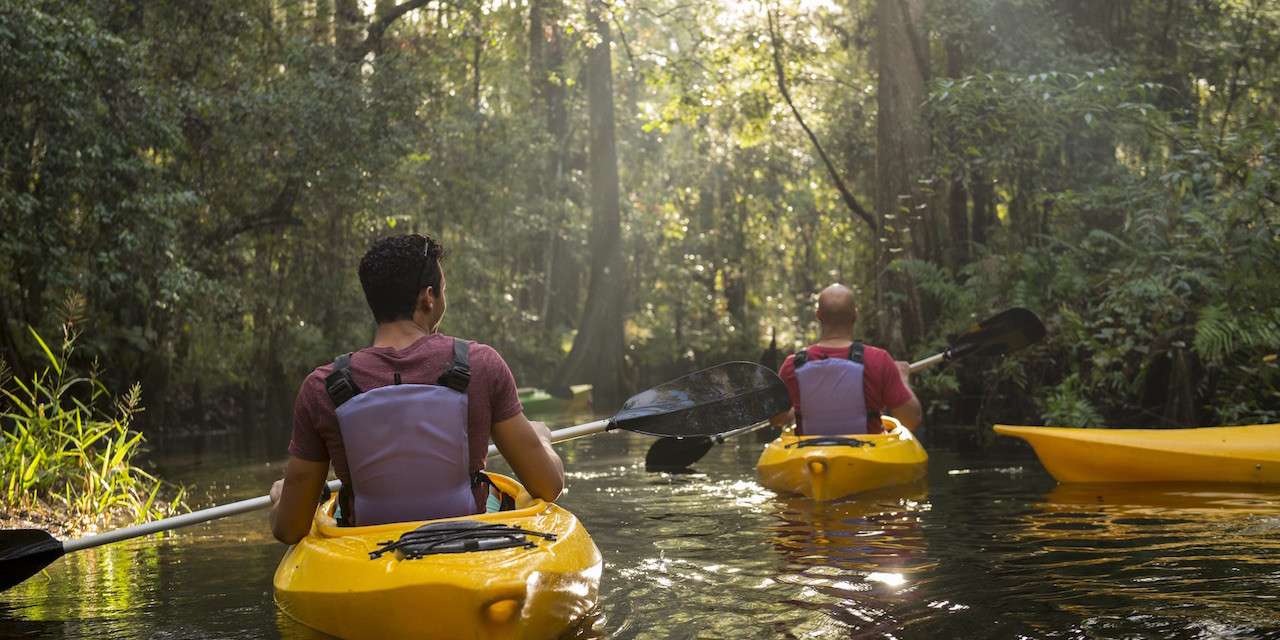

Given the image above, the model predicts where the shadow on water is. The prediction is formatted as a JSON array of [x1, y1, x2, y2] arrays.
[[4, 422, 1280, 639]]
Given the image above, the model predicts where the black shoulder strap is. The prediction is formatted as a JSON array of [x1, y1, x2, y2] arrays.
[[436, 338, 471, 393], [849, 341, 864, 364], [325, 353, 362, 408], [793, 349, 809, 368], [847, 341, 877, 426]]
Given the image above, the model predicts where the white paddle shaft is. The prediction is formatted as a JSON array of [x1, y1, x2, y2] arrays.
[[63, 419, 615, 553]]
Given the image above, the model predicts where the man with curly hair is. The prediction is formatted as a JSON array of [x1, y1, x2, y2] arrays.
[[269, 234, 563, 540]]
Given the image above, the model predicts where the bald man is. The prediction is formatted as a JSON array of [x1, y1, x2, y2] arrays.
[[771, 284, 923, 434]]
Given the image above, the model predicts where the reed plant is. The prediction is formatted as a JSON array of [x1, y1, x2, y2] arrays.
[[1, 325, 185, 535]]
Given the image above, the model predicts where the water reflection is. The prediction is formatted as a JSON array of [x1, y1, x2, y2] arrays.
[[1001, 482, 1280, 636], [5, 431, 1280, 639], [764, 482, 930, 637]]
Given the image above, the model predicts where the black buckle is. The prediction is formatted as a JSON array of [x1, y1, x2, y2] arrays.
[[438, 365, 471, 393], [325, 353, 362, 407]]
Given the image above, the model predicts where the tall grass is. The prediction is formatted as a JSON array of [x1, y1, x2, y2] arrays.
[[1, 325, 185, 534]]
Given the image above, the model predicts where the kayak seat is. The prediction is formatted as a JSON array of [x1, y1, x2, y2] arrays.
[[368, 520, 557, 560], [786, 436, 876, 449]]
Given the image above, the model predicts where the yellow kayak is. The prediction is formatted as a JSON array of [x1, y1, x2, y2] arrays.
[[994, 423, 1280, 484], [757, 416, 928, 501], [273, 474, 602, 640]]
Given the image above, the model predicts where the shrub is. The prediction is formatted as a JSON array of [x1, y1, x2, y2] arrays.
[[1, 326, 185, 535]]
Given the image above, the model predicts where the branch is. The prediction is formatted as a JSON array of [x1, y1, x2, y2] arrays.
[[211, 177, 304, 243], [350, 0, 439, 60], [766, 7, 877, 232], [607, 4, 639, 79]]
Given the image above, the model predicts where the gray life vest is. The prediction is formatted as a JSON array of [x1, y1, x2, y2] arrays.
[[793, 342, 879, 436], [324, 339, 478, 526]]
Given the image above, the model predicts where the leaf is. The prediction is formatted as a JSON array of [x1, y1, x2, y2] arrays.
[[27, 327, 62, 376]]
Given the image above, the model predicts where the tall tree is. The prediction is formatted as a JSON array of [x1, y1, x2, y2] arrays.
[[529, 0, 578, 331], [874, 0, 931, 347], [553, 0, 626, 407]]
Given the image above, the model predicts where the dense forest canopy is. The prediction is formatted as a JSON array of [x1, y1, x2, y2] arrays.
[[2, 0, 1277, 445]]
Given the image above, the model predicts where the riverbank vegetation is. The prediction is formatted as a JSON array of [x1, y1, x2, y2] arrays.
[[0, 324, 185, 537], [1, 0, 1276, 446]]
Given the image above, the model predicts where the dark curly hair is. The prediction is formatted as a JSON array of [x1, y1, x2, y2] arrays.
[[358, 234, 446, 324]]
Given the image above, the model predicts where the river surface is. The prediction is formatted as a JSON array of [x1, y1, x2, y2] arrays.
[[4, 421, 1280, 639]]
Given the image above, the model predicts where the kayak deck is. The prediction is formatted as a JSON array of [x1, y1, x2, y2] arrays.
[[273, 474, 602, 640], [994, 423, 1280, 484], [757, 416, 928, 501]]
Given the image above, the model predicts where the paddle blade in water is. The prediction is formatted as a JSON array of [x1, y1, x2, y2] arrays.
[[948, 307, 1046, 359], [613, 362, 790, 437], [644, 436, 716, 471], [0, 529, 65, 592]]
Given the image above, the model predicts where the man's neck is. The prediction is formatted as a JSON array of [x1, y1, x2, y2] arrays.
[[372, 320, 433, 350], [815, 327, 853, 347]]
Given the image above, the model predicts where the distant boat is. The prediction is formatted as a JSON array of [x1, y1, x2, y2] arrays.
[[518, 384, 593, 417]]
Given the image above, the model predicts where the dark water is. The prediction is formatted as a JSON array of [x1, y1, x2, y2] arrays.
[[4, 424, 1280, 639]]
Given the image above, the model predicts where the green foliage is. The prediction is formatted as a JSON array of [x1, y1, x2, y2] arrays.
[[2, 0, 1278, 438], [1, 327, 185, 532], [1194, 305, 1280, 366], [1041, 374, 1105, 427], [912, 1, 1280, 425]]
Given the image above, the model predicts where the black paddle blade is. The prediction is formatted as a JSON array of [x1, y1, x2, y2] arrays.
[[948, 307, 1046, 359], [613, 362, 790, 437], [644, 436, 716, 471], [759, 327, 781, 372], [0, 529, 65, 592]]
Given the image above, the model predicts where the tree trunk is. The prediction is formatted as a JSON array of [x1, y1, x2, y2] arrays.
[[944, 33, 969, 268], [724, 189, 750, 348], [313, 0, 332, 44], [553, 0, 626, 407], [284, 0, 304, 37], [875, 0, 932, 259], [531, 0, 576, 332], [971, 169, 995, 247], [334, 0, 361, 53], [874, 0, 931, 349]]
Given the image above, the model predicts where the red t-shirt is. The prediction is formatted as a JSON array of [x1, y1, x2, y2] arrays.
[[288, 333, 523, 509], [777, 343, 913, 434]]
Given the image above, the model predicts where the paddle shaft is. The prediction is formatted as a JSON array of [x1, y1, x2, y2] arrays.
[[485, 418, 611, 457], [61, 418, 615, 553]]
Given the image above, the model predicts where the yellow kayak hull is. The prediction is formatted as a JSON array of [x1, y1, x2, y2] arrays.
[[994, 423, 1280, 484], [756, 417, 928, 501], [273, 474, 602, 640]]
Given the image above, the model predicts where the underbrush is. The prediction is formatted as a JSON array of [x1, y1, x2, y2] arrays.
[[1, 325, 185, 536]]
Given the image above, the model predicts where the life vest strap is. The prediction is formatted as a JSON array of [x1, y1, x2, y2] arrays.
[[325, 353, 362, 408], [437, 338, 472, 392], [793, 341, 864, 368], [471, 470, 516, 510]]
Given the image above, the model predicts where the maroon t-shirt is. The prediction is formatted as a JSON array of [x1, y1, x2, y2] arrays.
[[288, 333, 523, 509], [777, 343, 913, 434]]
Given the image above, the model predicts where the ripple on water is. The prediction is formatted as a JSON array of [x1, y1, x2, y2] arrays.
[[5, 435, 1280, 638]]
